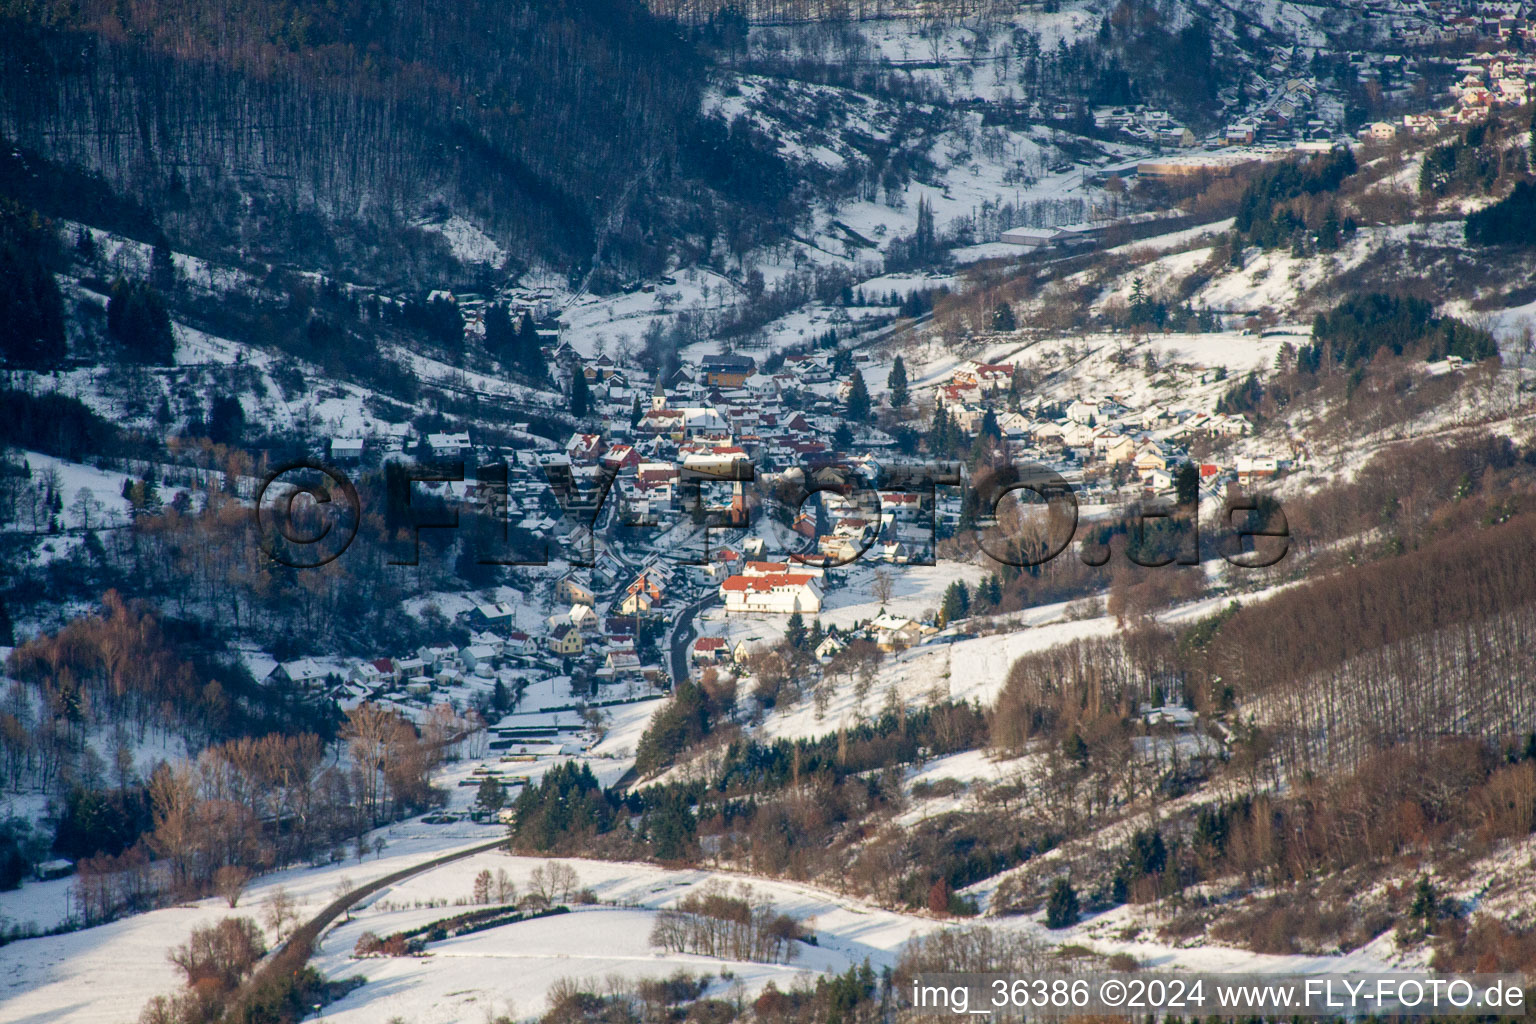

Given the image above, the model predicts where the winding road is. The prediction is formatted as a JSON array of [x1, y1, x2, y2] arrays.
[[225, 836, 507, 1019], [667, 592, 718, 686]]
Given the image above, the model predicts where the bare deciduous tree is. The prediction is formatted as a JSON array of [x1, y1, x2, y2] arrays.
[[214, 865, 252, 908]]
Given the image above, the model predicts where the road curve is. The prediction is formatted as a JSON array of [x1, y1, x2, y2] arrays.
[[223, 835, 506, 1020]]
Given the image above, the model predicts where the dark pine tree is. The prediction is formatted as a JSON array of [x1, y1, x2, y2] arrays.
[[929, 404, 954, 455], [1175, 461, 1200, 505], [150, 235, 176, 292], [0, 243, 66, 368], [484, 303, 515, 364], [570, 368, 591, 418], [914, 195, 936, 261], [207, 395, 246, 446], [106, 279, 175, 365], [429, 294, 464, 353], [846, 369, 871, 421], [979, 409, 1001, 442], [517, 312, 546, 379], [1045, 878, 1079, 928], [785, 611, 807, 649], [887, 355, 909, 410]]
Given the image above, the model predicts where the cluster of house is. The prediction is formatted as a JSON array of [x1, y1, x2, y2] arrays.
[[327, 428, 479, 463], [1221, 77, 1337, 147], [1094, 23, 1536, 153], [266, 577, 677, 709], [553, 349, 946, 567], [1091, 105, 1198, 149], [325, 323, 1292, 566], [1208, 32, 1536, 150], [546, 569, 672, 686], [267, 605, 539, 705], [1355, 50, 1536, 142], [303, 323, 1305, 705], [1446, 49, 1536, 111], [318, 342, 922, 572], [1388, 1, 1532, 48], [930, 360, 1286, 497], [582, 350, 893, 468], [689, 608, 941, 679]]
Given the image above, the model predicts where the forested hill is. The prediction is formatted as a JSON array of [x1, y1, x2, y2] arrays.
[[0, 0, 796, 283]]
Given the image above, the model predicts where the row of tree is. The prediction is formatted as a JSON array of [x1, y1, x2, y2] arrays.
[[649, 881, 802, 962], [0, 199, 65, 368], [70, 700, 457, 926]]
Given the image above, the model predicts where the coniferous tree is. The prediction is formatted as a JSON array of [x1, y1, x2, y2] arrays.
[[979, 409, 1001, 442], [1466, 180, 1536, 247], [1175, 461, 1200, 505], [484, 303, 515, 363], [207, 396, 246, 446], [992, 302, 1017, 332], [517, 311, 537, 357], [107, 278, 175, 365], [517, 312, 546, 379], [1129, 277, 1152, 325], [1411, 875, 1439, 932], [785, 611, 807, 650], [1045, 878, 1080, 928], [887, 356, 909, 410], [150, 236, 176, 292], [939, 581, 971, 625], [929, 404, 953, 454], [0, 243, 66, 368], [428, 294, 463, 352], [570, 368, 591, 418], [1317, 207, 1341, 252], [846, 369, 871, 422], [914, 195, 936, 260]]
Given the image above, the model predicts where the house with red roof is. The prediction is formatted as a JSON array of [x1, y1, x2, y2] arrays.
[[565, 432, 604, 462], [692, 636, 728, 663], [601, 443, 642, 472], [719, 573, 823, 614]]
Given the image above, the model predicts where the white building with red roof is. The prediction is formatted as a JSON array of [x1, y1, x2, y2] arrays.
[[719, 573, 823, 614]]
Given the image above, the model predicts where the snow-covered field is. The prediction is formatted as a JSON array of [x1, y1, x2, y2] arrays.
[[0, 832, 496, 1024], [2, 833, 1426, 1024], [312, 853, 944, 1021]]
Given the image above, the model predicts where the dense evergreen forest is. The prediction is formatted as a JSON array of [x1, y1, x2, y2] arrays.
[[0, 0, 799, 284]]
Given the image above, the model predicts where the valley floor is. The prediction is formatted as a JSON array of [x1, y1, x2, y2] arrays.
[[1, 827, 1422, 1023]]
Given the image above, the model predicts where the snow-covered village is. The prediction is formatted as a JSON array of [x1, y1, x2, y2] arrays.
[[4, 1, 1536, 1022]]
